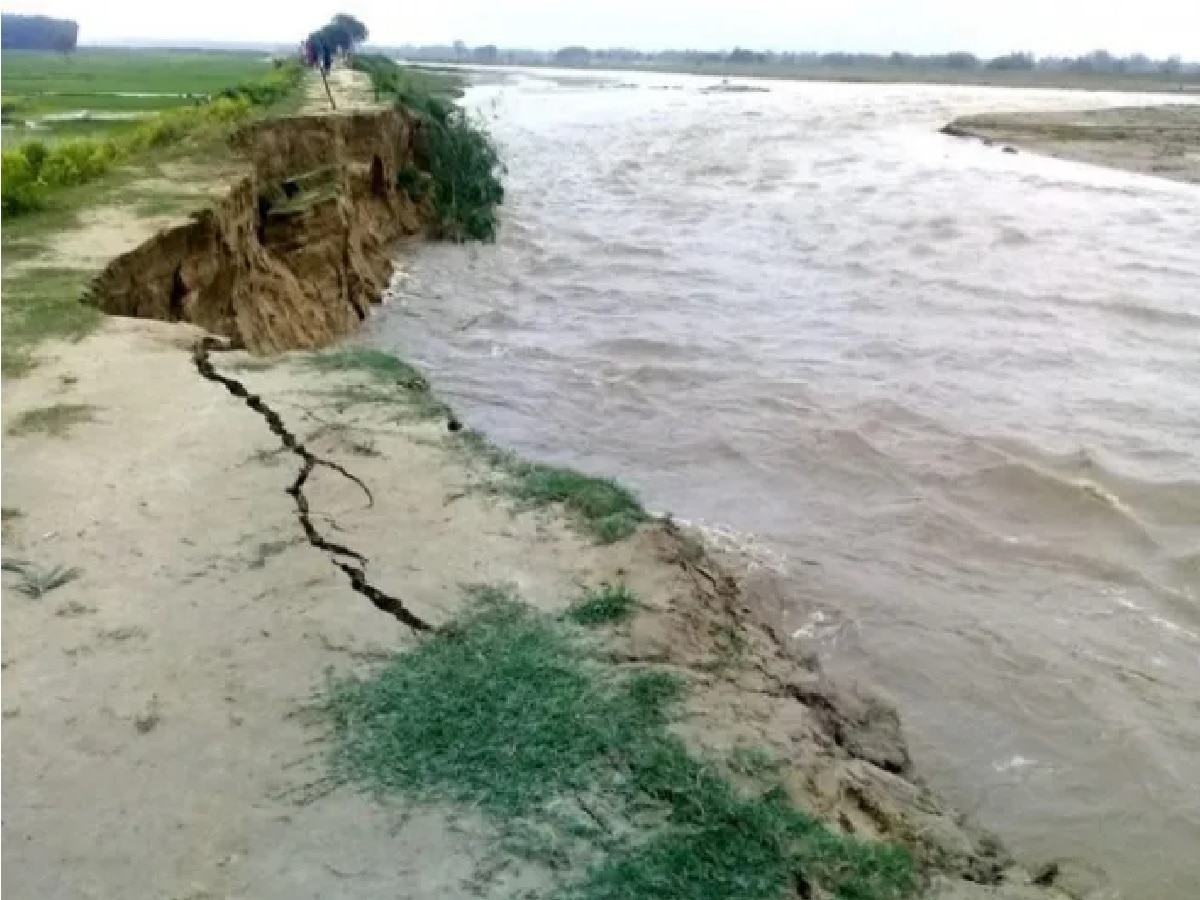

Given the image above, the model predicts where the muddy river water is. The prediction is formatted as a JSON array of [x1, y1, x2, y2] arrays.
[[370, 68, 1200, 897]]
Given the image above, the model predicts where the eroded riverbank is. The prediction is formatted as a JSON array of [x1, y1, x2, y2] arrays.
[[1, 68, 1110, 899]]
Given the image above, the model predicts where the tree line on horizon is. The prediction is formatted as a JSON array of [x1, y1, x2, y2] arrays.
[[401, 43, 1198, 77], [2, 14, 79, 52]]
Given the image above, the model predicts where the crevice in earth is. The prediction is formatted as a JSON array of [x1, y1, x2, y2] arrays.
[[192, 336, 431, 632]]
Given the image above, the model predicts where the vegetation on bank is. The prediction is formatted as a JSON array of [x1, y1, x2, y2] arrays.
[[352, 53, 504, 241], [326, 588, 916, 900], [303, 348, 646, 542], [2, 56, 301, 216]]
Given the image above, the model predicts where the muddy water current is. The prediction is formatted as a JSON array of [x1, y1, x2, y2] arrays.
[[370, 68, 1200, 898]]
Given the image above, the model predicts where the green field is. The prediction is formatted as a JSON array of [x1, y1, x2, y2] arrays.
[[2, 50, 280, 143]]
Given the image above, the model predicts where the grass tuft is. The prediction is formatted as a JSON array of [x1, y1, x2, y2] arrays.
[[512, 463, 648, 543], [2, 558, 82, 598], [325, 590, 916, 900], [568, 582, 639, 626], [454, 428, 650, 544], [6, 402, 97, 437]]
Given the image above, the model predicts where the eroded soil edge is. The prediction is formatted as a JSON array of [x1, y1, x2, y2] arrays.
[[85, 108, 434, 352]]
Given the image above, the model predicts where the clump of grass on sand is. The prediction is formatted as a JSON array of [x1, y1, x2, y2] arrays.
[[6, 402, 97, 437], [567, 582, 638, 626], [457, 429, 650, 543], [325, 588, 916, 900], [510, 463, 648, 544], [1, 559, 82, 598]]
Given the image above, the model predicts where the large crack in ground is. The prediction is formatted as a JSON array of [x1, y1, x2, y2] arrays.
[[192, 337, 431, 632]]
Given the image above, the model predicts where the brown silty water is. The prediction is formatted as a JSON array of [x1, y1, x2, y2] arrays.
[[367, 68, 1200, 899]]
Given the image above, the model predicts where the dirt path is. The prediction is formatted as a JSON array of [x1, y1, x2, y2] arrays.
[[301, 65, 379, 113], [942, 104, 1200, 184]]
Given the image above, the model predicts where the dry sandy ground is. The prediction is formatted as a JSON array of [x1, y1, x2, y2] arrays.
[[943, 104, 1200, 184], [0, 318, 672, 899]]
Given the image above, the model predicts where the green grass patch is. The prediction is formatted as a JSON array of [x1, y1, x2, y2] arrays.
[[2, 49, 280, 100], [352, 54, 504, 241], [511, 463, 648, 543], [568, 583, 639, 626], [455, 427, 649, 544], [2, 56, 301, 215], [5, 402, 97, 437], [325, 589, 916, 900], [2, 268, 101, 376]]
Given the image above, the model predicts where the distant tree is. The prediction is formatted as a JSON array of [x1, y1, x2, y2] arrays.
[[1, 14, 78, 51], [987, 51, 1035, 71], [308, 13, 368, 56], [942, 51, 980, 70], [554, 46, 592, 64], [728, 47, 767, 64], [453, 40, 467, 59], [473, 45, 499, 63]]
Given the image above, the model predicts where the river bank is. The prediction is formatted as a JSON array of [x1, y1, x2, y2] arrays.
[[4, 67, 1112, 899], [941, 103, 1200, 183]]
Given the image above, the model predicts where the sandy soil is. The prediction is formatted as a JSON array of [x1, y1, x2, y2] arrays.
[[942, 104, 1200, 184], [0, 318, 661, 898]]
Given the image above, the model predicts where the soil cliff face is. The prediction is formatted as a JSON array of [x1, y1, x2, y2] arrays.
[[86, 110, 430, 352]]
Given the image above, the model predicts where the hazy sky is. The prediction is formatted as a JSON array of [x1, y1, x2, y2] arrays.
[[5, 0, 1199, 57]]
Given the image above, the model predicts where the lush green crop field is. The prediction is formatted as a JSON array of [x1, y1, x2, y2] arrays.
[[3, 49, 274, 101], [2, 50, 278, 142]]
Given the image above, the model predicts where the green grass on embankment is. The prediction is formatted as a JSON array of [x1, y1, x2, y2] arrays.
[[326, 587, 917, 900], [2, 52, 302, 215], [351, 53, 504, 241]]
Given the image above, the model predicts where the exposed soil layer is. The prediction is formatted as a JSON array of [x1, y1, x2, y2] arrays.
[[941, 104, 1200, 184], [85, 109, 432, 352]]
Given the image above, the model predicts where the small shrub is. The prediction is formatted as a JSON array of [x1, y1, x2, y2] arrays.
[[1, 149, 46, 214], [1, 559, 82, 599], [568, 583, 639, 626], [352, 53, 504, 241], [21, 140, 48, 174]]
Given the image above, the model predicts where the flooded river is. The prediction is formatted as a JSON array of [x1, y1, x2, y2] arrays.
[[370, 68, 1200, 898]]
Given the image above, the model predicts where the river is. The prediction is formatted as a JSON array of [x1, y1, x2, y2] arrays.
[[368, 67, 1200, 898]]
